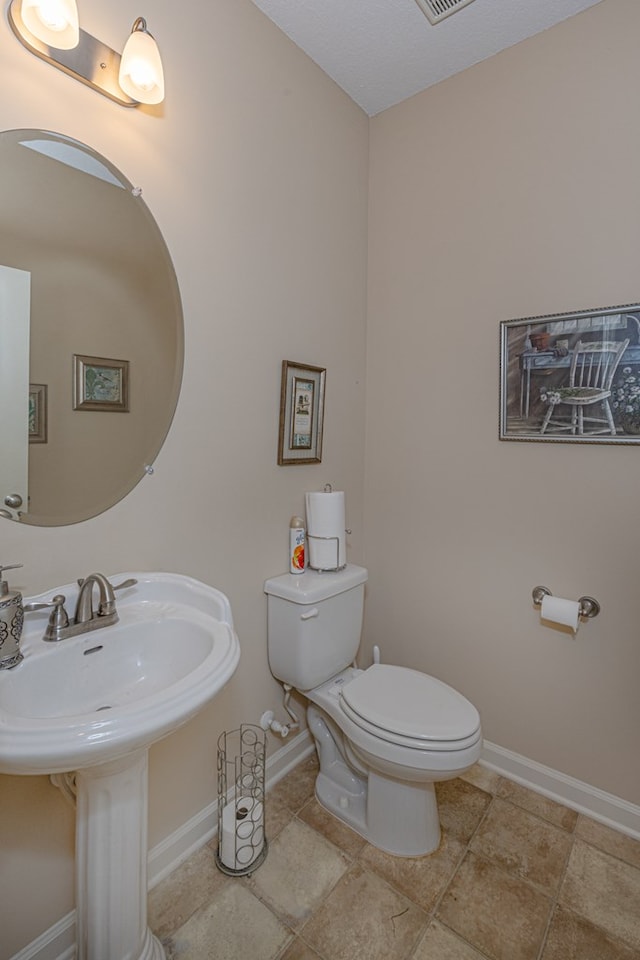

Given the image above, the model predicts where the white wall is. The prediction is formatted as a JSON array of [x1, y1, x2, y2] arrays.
[[0, 0, 368, 953], [365, 0, 640, 806]]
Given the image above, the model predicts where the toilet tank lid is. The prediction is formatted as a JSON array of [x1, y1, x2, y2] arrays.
[[264, 564, 368, 604]]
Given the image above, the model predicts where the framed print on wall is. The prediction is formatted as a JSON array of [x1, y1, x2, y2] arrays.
[[73, 354, 129, 412], [28, 383, 47, 443], [278, 360, 326, 464], [500, 303, 640, 444]]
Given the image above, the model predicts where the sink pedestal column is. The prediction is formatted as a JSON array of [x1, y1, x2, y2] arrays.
[[75, 749, 165, 960]]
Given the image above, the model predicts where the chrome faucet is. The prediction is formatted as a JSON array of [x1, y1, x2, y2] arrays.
[[24, 573, 137, 642], [75, 573, 118, 624]]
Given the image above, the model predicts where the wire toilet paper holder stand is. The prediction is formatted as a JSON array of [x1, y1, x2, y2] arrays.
[[532, 586, 601, 620], [306, 483, 350, 572], [216, 724, 268, 876], [307, 532, 349, 572]]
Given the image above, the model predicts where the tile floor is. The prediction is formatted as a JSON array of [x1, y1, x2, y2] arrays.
[[148, 756, 640, 960]]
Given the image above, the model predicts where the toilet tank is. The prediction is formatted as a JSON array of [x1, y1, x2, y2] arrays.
[[264, 564, 368, 691]]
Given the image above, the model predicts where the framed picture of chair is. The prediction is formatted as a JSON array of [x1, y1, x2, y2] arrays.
[[499, 303, 640, 444]]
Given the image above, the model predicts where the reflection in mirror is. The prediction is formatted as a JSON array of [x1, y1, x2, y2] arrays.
[[0, 130, 183, 525]]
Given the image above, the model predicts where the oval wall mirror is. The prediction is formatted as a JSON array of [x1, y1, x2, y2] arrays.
[[0, 129, 183, 526]]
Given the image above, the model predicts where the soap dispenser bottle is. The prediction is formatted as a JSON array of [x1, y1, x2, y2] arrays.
[[0, 563, 24, 669]]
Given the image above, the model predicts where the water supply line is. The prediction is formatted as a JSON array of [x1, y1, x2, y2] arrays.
[[260, 683, 300, 739]]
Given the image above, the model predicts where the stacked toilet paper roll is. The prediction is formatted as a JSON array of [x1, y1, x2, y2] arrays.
[[305, 490, 346, 570], [219, 796, 265, 871], [540, 594, 581, 633]]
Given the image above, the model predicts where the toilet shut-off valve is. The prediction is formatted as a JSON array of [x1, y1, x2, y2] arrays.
[[260, 684, 300, 738], [260, 710, 290, 737]]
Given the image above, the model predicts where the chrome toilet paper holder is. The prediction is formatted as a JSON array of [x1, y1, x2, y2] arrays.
[[532, 586, 600, 620], [307, 533, 348, 572]]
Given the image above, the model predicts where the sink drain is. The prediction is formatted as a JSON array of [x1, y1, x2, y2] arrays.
[[96, 705, 113, 711]]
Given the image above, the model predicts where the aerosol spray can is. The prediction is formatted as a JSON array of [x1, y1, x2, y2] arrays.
[[289, 516, 306, 574]]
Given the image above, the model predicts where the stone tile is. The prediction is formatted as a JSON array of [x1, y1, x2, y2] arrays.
[[461, 764, 501, 795], [470, 797, 572, 896], [436, 779, 492, 844], [279, 939, 324, 960], [575, 816, 640, 870], [166, 882, 291, 960], [437, 853, 552, 960], [560, 839, 640, 951], [302, 863, 428, 960], [148, 844, 229, 940], [268, 754, 319, 815], [360, 831, 466, 912], [148, 755, 640, 960], [247, 818, 349, 929], [541, 905, 640, 960], [266, 785, 297, 841], [297, 796, 367, 859], [412, 920, 490, 960], [496, 780, 578, 832]]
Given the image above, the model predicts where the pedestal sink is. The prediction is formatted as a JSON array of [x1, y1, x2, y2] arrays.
[[0, 572, 240, 959]]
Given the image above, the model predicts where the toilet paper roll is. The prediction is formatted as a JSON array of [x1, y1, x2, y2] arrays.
[[219, 796, 265, 870], [305, 491, 346, 570], [540, 595, 580, 633]]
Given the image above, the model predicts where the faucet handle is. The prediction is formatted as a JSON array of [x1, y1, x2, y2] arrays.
[[24, 594, 70, 642], [113, 578, 138, 592]]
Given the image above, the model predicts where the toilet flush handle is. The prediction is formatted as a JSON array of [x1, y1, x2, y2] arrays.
[[300, 607, 319, 621]]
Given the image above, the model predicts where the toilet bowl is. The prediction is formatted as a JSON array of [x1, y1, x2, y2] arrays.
[[305, 664, 481, 855], [264, 565, 482, 856]]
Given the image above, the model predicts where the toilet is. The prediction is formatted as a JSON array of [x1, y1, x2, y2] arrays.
[[264, 564, 482, 857]]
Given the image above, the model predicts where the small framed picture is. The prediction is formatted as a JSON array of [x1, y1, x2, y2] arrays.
[[73, 354, 129, 412], [278, 360, 326, 464], [28, 383, 47, 443]]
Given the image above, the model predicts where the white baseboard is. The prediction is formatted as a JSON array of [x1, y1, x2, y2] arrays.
[[481, 739, 640, 840], [12, 732, 640, 959], [8, 913, 75, 960]]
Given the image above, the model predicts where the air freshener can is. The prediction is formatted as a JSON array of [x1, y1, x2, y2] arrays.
[[289, 516, 305, 574]]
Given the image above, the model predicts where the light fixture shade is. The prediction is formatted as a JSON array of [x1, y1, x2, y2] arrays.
[[20, 0, 79, 49], [118, 18, 164, 105]]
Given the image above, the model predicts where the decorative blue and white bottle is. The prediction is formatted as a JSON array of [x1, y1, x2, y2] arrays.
[[0, 563, 24, 669]]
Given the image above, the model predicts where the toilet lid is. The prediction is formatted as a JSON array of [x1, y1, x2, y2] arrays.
[[340, 664, 480, 744]]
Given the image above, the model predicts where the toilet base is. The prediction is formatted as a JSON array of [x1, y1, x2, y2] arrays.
[[308, 705, 441, 857], [315, 768, 441, 857]]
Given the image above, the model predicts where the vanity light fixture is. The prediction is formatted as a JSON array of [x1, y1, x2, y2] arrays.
[[118, 17, 164, 105], [20, 0, 78, 48], [7, 0, 165, 106]]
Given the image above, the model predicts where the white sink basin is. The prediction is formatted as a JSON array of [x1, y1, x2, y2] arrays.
[[0, 572, 240, 775]]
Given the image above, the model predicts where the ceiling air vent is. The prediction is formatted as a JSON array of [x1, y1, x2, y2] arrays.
[[413, 0, 477, 25]]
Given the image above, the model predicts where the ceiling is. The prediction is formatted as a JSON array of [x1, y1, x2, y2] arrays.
[[249, 0, 604, 116]]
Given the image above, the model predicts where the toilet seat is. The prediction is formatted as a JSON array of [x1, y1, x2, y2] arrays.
[[339, 664, 481, 752]]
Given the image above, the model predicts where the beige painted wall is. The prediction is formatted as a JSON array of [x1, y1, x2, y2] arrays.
[[0, 0, 368, 953], [365, 0, 639, 806]]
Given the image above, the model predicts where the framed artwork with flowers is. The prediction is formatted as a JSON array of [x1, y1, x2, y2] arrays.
[[499, 303, 640, 444], [277, 360, 326, 464]]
